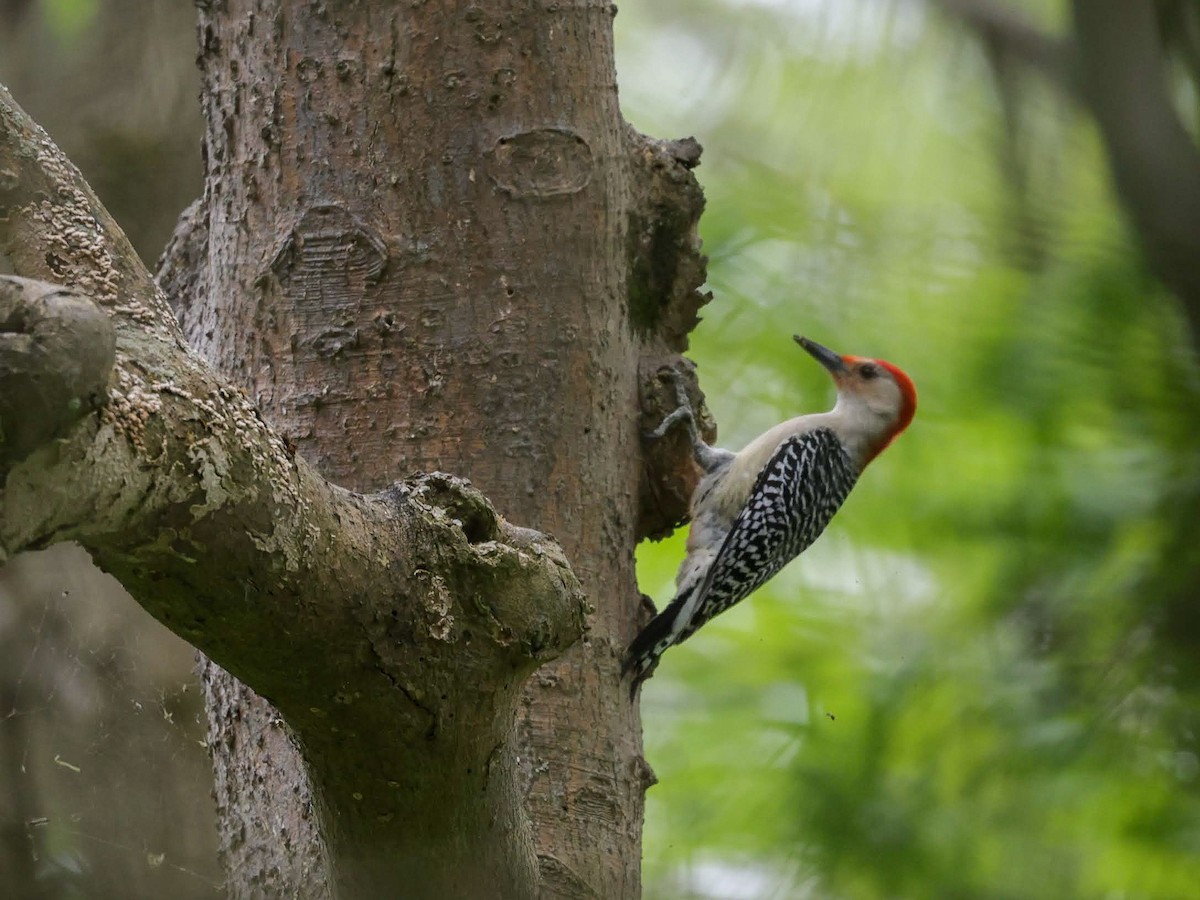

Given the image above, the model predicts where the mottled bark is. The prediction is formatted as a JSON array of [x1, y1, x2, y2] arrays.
[[0, 83, 584, 897], [1, 0, 712, 892], [180, 2, 711, 896]]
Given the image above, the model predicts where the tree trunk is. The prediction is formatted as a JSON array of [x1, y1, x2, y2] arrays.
[[1, 0, 709, 894], [188, 0, 650, 891], [179, 0, 710, 895]]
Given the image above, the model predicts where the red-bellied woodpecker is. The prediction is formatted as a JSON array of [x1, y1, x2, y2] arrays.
[[625, 335, 917, 695]]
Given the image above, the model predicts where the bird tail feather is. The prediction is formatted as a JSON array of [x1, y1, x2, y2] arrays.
[[623, 585, 694, 699]]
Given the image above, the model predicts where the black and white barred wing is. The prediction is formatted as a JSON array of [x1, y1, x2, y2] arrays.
[[675, 428, 857, 644]]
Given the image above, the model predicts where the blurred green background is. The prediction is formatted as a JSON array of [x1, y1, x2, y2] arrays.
[[616, 2, 1200, 898], [3, 0, 1200, 897]]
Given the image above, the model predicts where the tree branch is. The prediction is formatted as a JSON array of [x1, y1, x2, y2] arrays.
[[0, 84, 176, 330], [931, 0, 1200, 335], [0, 82, 586, 894], [929, 0, 1079, 94], [0, 278, 115, 477], [1071, 0, 1200, 331]]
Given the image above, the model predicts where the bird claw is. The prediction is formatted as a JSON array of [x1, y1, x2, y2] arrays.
[[644, 364, 731, 473], [645, 366, 700, 441], [645, 405, 695, 441]]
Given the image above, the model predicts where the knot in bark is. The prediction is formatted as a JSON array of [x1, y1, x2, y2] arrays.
[[381, 472, 587, 671]]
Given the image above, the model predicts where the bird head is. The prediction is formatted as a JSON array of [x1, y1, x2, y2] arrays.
[[794, 335, 917, 465]]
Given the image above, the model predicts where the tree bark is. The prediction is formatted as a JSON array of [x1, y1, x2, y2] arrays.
[[0, 82, 581, 899], [181, 1, 710, 894], [2, 0, 711, 895]]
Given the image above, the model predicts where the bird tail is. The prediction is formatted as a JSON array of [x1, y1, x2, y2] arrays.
[[623, 586, 694, 700]]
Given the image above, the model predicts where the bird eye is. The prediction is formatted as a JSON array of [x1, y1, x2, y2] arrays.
[[859, 364, 879, 380]]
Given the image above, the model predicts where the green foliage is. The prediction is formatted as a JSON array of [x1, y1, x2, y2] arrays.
[[620, 2, 1200, 897]]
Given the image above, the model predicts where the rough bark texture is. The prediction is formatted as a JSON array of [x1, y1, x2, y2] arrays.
[[0, 272, 584, 900], [179, 2, 708, 896], [2, 0, 712, 893], [0, 80, 586, 898]]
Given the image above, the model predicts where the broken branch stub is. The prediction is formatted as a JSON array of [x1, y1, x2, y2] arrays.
[[0, 276, 116, 476]]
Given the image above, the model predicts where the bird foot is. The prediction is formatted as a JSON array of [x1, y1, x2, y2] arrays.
[[645, 367, 700, 442], [645, 404, 695, 441]]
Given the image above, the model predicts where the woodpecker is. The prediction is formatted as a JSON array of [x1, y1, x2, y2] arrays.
[[625, 335, 917, 694]]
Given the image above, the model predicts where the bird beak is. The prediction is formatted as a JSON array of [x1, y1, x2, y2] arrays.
[[794, 335, 848, 376]]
